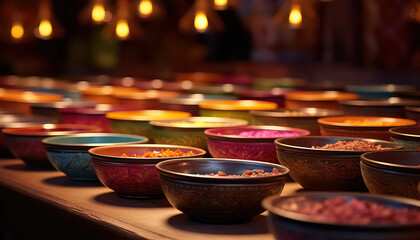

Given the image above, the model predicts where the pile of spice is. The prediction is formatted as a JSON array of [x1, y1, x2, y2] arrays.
[[170, 121, 226, 127], [121, 149, 196, 158], [234, 130, 302, 138], [282, 197, 420, 225], [312, 140, 389, 151], [343, 119, 394, 126], [204, 168, 279, 177]]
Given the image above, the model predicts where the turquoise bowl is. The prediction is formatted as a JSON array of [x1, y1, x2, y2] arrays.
[[42, 133, 148, 181], [390, 126, 420, 150]]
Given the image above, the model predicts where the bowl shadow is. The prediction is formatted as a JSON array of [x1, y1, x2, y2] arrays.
[[42, 176, 103, 187], [93, 191, 172, 208], [166, 213, 269, 235], [2, 162, 55, 172]]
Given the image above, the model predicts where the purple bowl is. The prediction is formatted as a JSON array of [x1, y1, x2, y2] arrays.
[[205, 126, 310, 163], [58, 104, 142, 132]]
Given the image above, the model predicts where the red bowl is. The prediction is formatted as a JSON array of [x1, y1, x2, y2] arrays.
[[88, 144, 206, 198], [3, 124, 101, 167]]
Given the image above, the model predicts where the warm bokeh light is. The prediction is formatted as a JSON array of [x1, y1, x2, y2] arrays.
[[214, 0, 228, 10], [194, 11, 208, 32], [115, 19, 130, 39], [91, 3, 106, 22], [11, 22, 24, 40], [289, 4, 302, 28], [138, 0, 153, 17], [38, 19, 53, 38]]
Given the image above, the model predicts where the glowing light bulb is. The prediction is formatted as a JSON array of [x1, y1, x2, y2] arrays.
[[289, 4, 302, 28], [194, 11, 208, 32], [11, 22, 24, 40], [115, 19, 130, 39], [38, 19, 53, 38], [92, 3, 106, 22], [138, 0, 153, 17], [214, 0, 228, 10]]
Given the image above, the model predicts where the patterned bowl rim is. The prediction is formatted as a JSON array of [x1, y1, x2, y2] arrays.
[[361, 150, 420, 174], [389, 126, 420, 141], [262, 192, 420, 229], [275, 136, 403, 154]]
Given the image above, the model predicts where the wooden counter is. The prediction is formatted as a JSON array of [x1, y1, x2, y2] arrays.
[[0, 159, 303, 240]]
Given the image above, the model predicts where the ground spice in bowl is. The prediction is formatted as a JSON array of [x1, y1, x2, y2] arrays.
[[203, 168, 280, 177], [312, 140, 390, 151], [121, 149, 196, 158]]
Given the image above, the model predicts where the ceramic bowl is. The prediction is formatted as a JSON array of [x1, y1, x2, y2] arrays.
[[318, 116, 417, 140], [205, 126, 310, 163], [3, 124, 101, 167], [150, 117, 248, 150], [339, 98, 420, 118], [81, 86, 138, 104], [156, 158, 289, 223], [389, 126, 420, 149], [405, 107, 420, 126], [253, 77, 306, 90], [58, 104, 142, 132], [30, 100, 97, 122], [251, 108, 343, 135], [114, 90, 181, 109], [89, 144, 206, 198], [106, 110, 191, 141], [159, 94, 236, 116], [43, 133, 149, 180], [188, 84, 244, 96], [285, 91, 358, 110], [199, 100, 277, 122], [361, 150, 420, 200], [174, 72, 222, 84], [236, 88, 294, 107], [0, 89, 62, 115], [275, 136, 403, 191], [263, 192, 420, 240], [346, 84, 417, 98], [0, 115, 55, 156]]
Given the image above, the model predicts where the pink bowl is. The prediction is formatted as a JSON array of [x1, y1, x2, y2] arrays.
[[205, 126, 310, 163], [3, 124, 101, 167]]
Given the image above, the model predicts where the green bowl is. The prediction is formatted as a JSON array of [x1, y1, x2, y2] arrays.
[[150, 117, 248, 150]]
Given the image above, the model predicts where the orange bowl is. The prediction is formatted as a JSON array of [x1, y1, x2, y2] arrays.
[[81, 86, 139, 104], [285, 91, 358, 110], [318, 116, 417, 140], [0, 89, 62, 115]]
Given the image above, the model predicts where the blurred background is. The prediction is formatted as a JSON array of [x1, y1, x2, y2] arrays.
[[0, 0, 419, 84]]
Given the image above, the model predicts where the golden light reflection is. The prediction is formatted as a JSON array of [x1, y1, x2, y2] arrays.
[[11, 22, 24, 40], [288, 4, 302, 28], [92, 3, 106, 22], [138, 0, 153, 17], [38, 19, 53, 38], [115, 19, 130, 39], [214, 0, 228, 10], [194, 11, 208, 32]]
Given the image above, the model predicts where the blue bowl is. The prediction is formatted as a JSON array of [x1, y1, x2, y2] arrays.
[[42, 133, 148, 181]]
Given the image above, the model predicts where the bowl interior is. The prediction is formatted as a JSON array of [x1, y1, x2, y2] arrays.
[[150, 117, 248, 128], [199, 100, 277, 110], [285, 91, 358, 101], [319, 116, 416, 127], [106, 110, 191, 121], [44, 134, 148, 146], [263, 192, 420, 228]]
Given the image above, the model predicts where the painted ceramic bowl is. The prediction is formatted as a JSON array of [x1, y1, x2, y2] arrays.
[[106, 110, 191, 141], [159, 94, 236, 116], [81, 86, 138, 104], [0, 115, 55, 156], [89, 144, 206, 198], [30, 100, 97, 122], [205, 126, 310, 164], [285, 91, 358, 110], [156, 158, 289, 223], [361, 150, 420, 200], [346, 84, 417, 98], [389, 126, 420, 149], [319, 116, 417, 141], [59, 104, 142, 132], [263, 192, 420, 240], [199, 100, 277, 122], [275, 136, 403, 191], [114, 90, 181, 109], [3, 124, 101, 167], [406, 107, 420, 126], [0, 89, 62, 115], [151, 117, 248, 150], [339, 98, 420, 118], [251, 108, 343, 135], [236, 88, 294, 107], [43, 133, 149, 181]]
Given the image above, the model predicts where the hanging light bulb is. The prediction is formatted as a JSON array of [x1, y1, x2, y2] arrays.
[[33, 0, 64, 39], [79, 0, 112, 24], [137, 0, 165, 20], [102, 0, 143, 40], [139, 0, 153, 17], [214, 0, 228, 11], [179, 0, 224, 33], [273, 0, 318, 30], [288, 4, 302, 28], [11, 21, 24, 41]]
